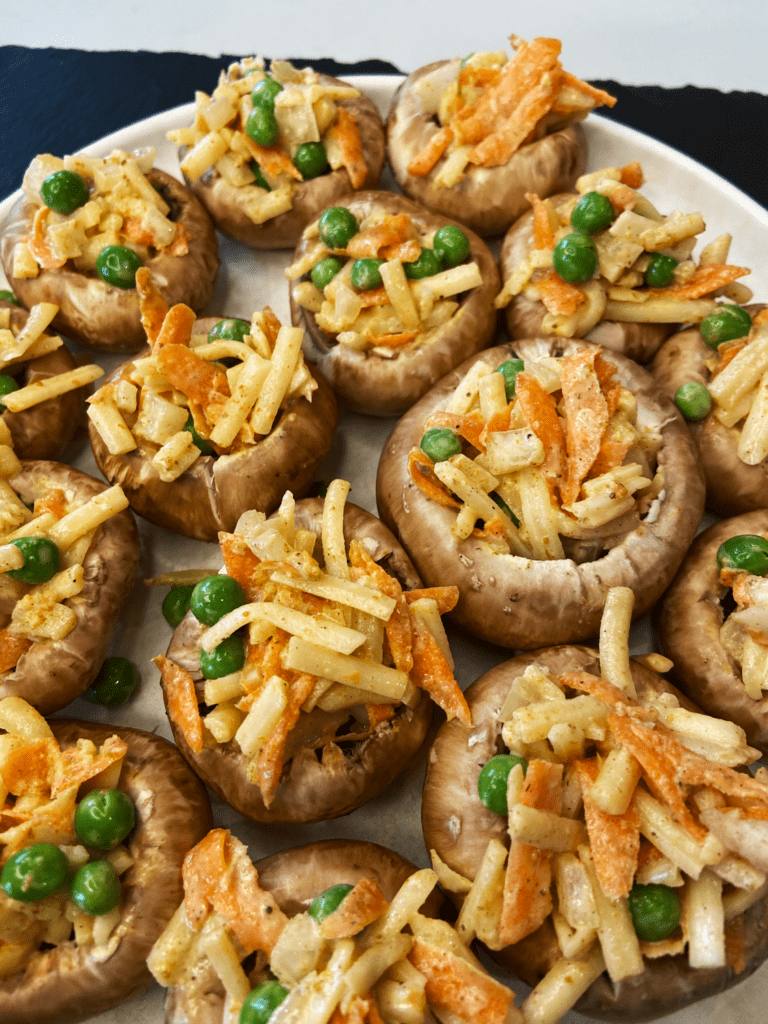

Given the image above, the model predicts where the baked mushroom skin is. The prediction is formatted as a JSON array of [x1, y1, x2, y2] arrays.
[[88, 318, 338, 542], [500, 194, 674, 362], [289, 190, 501, 417], [0, 719, 213, 1024], [659, 510, 768, 756], [0, 169, 220, 353], [422, 645, 768, 1022], [164, 839, 443, 1024], [377, 338, 705, 649], [0, 461, 140, 714], [386, 61, 588, 238], [650, 306, 768, 515], [181, 74, 387, 251], [0, 300, 84, 460], [162, 499, 433, 824]]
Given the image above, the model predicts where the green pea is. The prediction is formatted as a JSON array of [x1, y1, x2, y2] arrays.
[[318, 207, 359, 249], [74, 789, 136, 850], [552, 233, 598, 284], [69, 860, 121, 916], [1, 843, 69, 902], [190, 574, 246, 626], [251, 77, 283, 109], [0, 290, 20, 306], [311, 257, 344, 291], [432, 225, 470, 268], [208, 318, 251, 343], [403, 248, 442, 280], [492, 493, 520, 528], [700, 305, 753, 349], [570, 191, 615, 234], [477, 753, 528, 816], [7, 536, 61, 584], [309, 883, 354, 922], [644, 252, 678, 288], [240, 981, 289, 1024], [674, 381, 711, 421], [84, 656, 140, 708], [183, 413, 214, 456], [293, 142, 329, 180], [95, 245, 142, 289], [245, 106, 279, 148], [628, 883, 681, 942], [420, 427, 461, 463], [250, 162, 271, 191], [350, 258, 384, 291], [200, 634, 246, 679], [0, 374, 20, 412], [717, 535, 768, 576], [40, 169, 89, 215], [497, 358, 524, 401], [162, 584, 194, 627]]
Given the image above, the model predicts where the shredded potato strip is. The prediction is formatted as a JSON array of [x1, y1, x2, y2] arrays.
[[153, 655, 204, 754], [560, 347, 610, 506], [499, 758, 563, 945], [575, 757, 639, 899]]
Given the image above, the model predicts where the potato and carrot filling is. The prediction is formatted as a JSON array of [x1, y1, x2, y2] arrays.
[[408, 345, 662, 561], [405, 35, 616, 187], [0, 445, 128, 662], [11, 148, 189, 281], [149, 827, 520, 1024], [168, 57, 368, 226], [0, 697, 136, 975], [154, 480, 467, 807], [430, 587, 768, 1024], [497, 162, 752, 338], [86, 271, 316, 480], [716, 533, 768, 700], [288, 207, 481, 354]]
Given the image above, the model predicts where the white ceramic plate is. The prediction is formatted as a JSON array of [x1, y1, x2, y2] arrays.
[[2, 77, 768, 1024]]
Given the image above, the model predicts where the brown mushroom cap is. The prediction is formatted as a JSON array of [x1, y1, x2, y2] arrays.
[[659, 509, 768, 755], [650, 306, 768, 515], [0, 169, 220, 352], [0, 719, 212, 1024], [163, 499, 433, 824], [88, 323, 339, 542], [0, 461, 140, 714], [0, 300, 84, 460], [422, 645, 768, 1022], [182, 75, 386, 250], [499, 194, 674, 362], [386, 62, 588, 238], [377, 338, 705, 649], [289, 190, 501, 417]]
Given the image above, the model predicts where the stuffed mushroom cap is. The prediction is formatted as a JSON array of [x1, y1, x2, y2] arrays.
[[182, 74, 387, 250], [289, 190, 501, 416], [163, 499, 433, 824], [387, 61, 588, 237], [422, 645, 768, 1022], [0, 300, 84, 460], [0, 169, 220, 352], [88, 321, 338, 542], [650, 306, 768, 515], [659, 509, 768, 755], [377, 338, 705, 649], [500, 194, 675, 362], [0, 461, 140, 714], [0, 719, 212, 1024]]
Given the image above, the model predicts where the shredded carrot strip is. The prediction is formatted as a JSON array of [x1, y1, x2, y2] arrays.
[[122, 216, 155, 247], [559, 670, 652, 716], [53, 735, 128, 796], [620, 161, 644, 189], [152, 303, 196, 353], [261, 306, 282, 347], [243, 135, 302, 180], [576, 757, 639, 899], [535, 268, 586, 317], [588, 439, 632, 479], [410, 616, 469, 724], [382, 238, 422, 263], [713, 338, 749, 377], [468, 72, 562, 167], [559, 71, 618, 109], [325, 106, 368, 188], [366, 703, 395, 728], [349, 540, 413, 675], [366, 331, 419, 349], [424, 409, 486, 451], [608, 183, 638, 214], [403, 586, 459, 614], [219, 532, 265, 600], [320, 877, 389, 938], [257, 673, 315, 807], [560, 347, 609, 506], [593, 354, 623, 415], [407, 125, 455, 177], [408, 938, 515, 1024], [408, 449, 461, 509], [136, 267, 169, 344], [165, 221, 191, 257], [155, 343, 230, 419], [526, 192, 555, 251], [357, 286, 390, 308], [34, 489, 67, 519], [648, 264, 750, 301], [0, 738, 60, 796], [27, 207, 66, 270], [346, 215, 415, 259], [0, 629, 32, 674], [515, 372, 567, 497], [153, 655, 204, 754]]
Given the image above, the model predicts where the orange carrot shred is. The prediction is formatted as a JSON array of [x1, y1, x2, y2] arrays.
[[526, 192, 555, 251], [0, 629, 32, 673], [365, 331, 419, 349], [152, 303, 196, 353], [408, 449, 461, 509], [257, 673, 315, 807], [53, 735, 128, 796], [349, 540, 413, 675], [648, 264, 750, 301], [560, 346, 609, 506], [575, 757, 639, 899], [34, 489, 67, 519], [620, 161, 644, 189], [325, 106, 368, 188], [155, 343, 230, 419], [468, 73, 562, 168], [408, 938, 515, 1024], [243, 135, 303, 181], [407, 125, 455, 177], [346, 215, 415, 259], [535, 268, 586, 317], [403, 586, 459, 614], [410, 615, 469, 725], [320, 877, 389, 938], [515, 372, 567, 496], [153, 655, 204, 754], [136, 267, 169, 344]]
